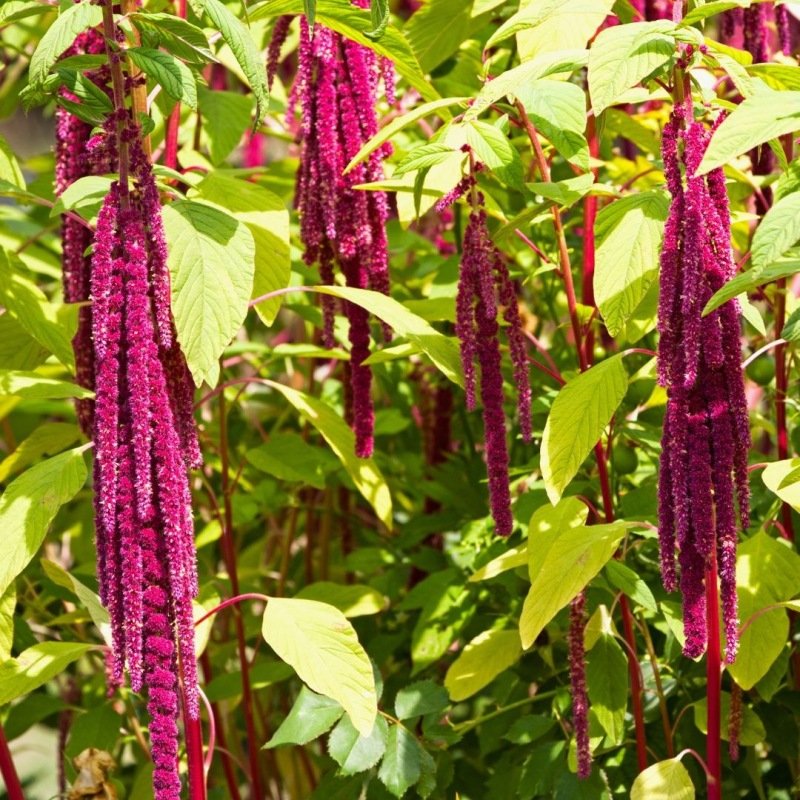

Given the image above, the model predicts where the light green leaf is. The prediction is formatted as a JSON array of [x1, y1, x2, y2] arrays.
[[520, 515, 627, 648], [527, 174, 595, 207], [27, 2, 102, 91], [0, 642, 95, 706], [328, 714, 388, 775], [527, 497, 589, 582], [468, 543, 528, 582], [40, 560, 110, 645], [295, 582, 386, 617], [312, 286, 463, 387], [264, 381, 393, 530], [0, 447, 88, 598], [444, 628, 522, 701], [264, 686, 344, 747], [682, 1, 747, 25], [190, 172, 290, 327], [346, 97, 467, 174], [404, 0, 472, 72], [392, 143, 455, 178], [127, 47, 198, 109], [588, 21, 676, 115], [605, 559, 658, 612], [703, 258, 800, 315], [0, 370, 93, 401], [394, 680, 448, 720], [198, 89, 253, 165], [130, 13, 215, 64], [252, 0, 436, 101], [0, 584, 14, 662], [465, 120, 524, 190], [0, 134, 24, 189], [466, 50, 589, 121], [730, 526, 800, 689], [586, 634, 628, 744], [781, 305, 800, 342], [246, 432, 335, 489], [51, 175, 113, 220], [262, 597, 377, 735], [698, 91, 800, 175], [377, 725, 421, 798], [693, 693, 766, 745], [751, 192, 800, 271], [541, 355, 628, 503], [189, 0, 269, 121], [594, 191, 670, 336], [0, 423, 80, 483], [162, 199, 255, 386], [631, 758, 695, 800]]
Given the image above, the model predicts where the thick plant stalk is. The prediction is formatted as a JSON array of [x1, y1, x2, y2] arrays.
[[0, 723, 24, 800]]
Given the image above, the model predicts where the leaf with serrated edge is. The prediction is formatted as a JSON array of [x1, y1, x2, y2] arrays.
[[264, 686, 344, 748], [377, 725, 421, 797], [751, 192, 800, 270], [262, 597, 377, 735], [328, 714, 388, 775]]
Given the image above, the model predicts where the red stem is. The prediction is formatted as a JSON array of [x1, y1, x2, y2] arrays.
[[219, 390, 266, 799], [582, 115, 600, 364], [0, 723, 24, 800], [705, 553, 722, 800], [194, 593, 270, 627], [162, 0, 186, 169], [183, 704, 207, 800]]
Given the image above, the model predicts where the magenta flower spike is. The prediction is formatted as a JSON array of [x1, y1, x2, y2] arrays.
[[656, 108, 750, 663], [292, 5, 394, 456], [568, 592, 591, 778]]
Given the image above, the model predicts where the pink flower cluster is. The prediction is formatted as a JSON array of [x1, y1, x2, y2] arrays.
[[453, 182, 531, 536], [292, 4, 394, 457], [91, 113, 201, 800], [657, 106, 749, 663]]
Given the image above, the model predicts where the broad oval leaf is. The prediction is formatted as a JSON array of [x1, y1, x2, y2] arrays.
[[586, 634, 628, 744], [295, 582, 386, 617], [328, 714, 388, 775], [444, 629, 522, 701], [0, 370, 93, 401], [127, 47, 198, 109], [751, 191, 800, 271], [377, 725, 421, 798], [0, 447, 88, 598], [541, 355, 628, 504], [161, 199, 256, 387], [261, 597, 378, 735], [264, 686, 345, 748], [631, 758, 695, 800]]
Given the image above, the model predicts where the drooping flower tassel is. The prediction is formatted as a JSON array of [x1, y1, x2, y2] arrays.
[[292, 5, 395, 457], [568, 592, 592, 779], [91, 112, 201, 800], [656, 106, 750, 663], [448, 168, 531, 536]]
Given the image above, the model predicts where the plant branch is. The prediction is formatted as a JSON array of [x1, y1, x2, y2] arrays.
[[0, 723, 24, 800]]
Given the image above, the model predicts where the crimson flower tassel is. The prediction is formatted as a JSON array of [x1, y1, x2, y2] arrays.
[[91, 112, 201, 800], [657, 105, 749, 664], [568, 592, 592, 779], [292, 3, 395, 457], [450, 172, 531, 536]]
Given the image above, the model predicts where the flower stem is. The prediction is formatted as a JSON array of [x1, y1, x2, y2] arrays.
[[774, 281, 794, 541], [705, 552, 722, 800], [0, 723, 23, 800], [163, 0, 187, 169]]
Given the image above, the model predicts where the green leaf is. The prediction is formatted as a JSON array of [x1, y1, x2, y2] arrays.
[[295, 582, 385, 617], [252, 0, 436, 101], [0, 423, 80, 483], [703, 258, 800, 315], [0, 642, 95, 706], [697, 90, 800, 175], [504, 715, 555, 745], [365, 0, 389, 39], [40, 560, 110, 644], [0, 370, 93, 401], [246, 432, 335, 489], [0, 1, 49, 26], [0, 134, 25, 189], [586, 634, 628, 744], [527, 174, 595, 207], [26, 2, 102, 92], [465, 121, 525, 190], [205, 661, 293, 703], [161, 200, 256, 386], [328, 714, 388, 774], [489, 0, 614, 56], [127, 47, 198, 109], [66, 703, 123, 759], [0, 584, 14, 662], [527, 498, 589, 582], [541, 355, 628, 503], [0, 448, 88, 599], [729, 526, 800, 689], [262, 597, 378, 735], [444, 628, 523, 701], [588, 21, 676, 115], [751, 191, 800, 271], [51, 175, 113, 220], [312, 286, 463, 387], [197, 89, 254, 165], [345, 97, 467, 174], [468, 543, 528, 582], [605, 560, 658, 612], [781, 305, 800, 342], [404, 0, 472, 72], [693, 693, 766, 746], [631, 758, 695, 800], [520, 514, 627, 648], [392, 143, 455, 178], [466, 50, 589, 121], [131, 13, 215, 64], [682, 1, 746, 25], [190, 172, 290, 326], [594, 191, 670, 336], [265, 686, 344, 747], [0, 250, 75, 369], [264, 381, 393, 530], [189, 0, 269, 121], [394, 680, 449, 720], [56, 69, 114, 122], [377, 725, 421, 798]]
